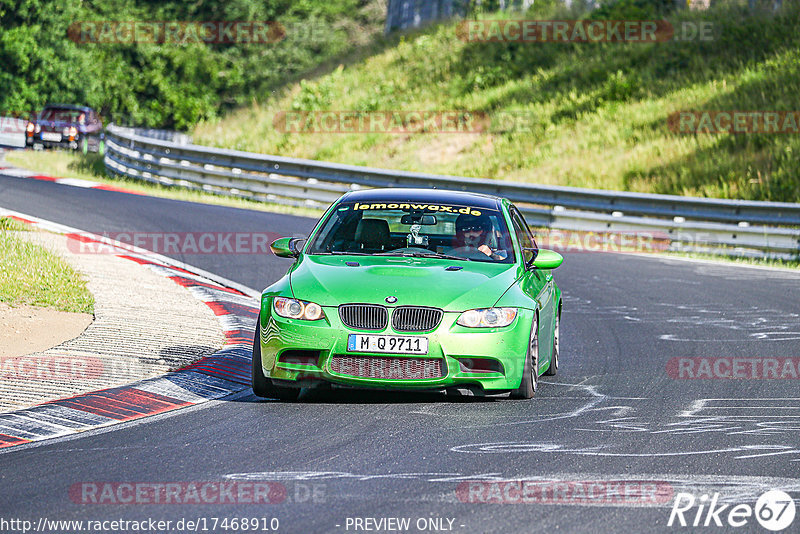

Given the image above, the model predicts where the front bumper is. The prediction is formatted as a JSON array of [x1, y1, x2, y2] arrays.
[[257, 300, 533, 393], [28, 132, 99, 150], [28, 135, 78, 150]]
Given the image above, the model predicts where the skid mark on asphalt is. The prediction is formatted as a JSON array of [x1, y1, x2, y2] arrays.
[[411, 379, 800, 445], [410, 379, 800, 464], [577, 396, 800, 457], [565, 292, 800, 342], [579, 398, 800, 438], [684, 263, 800, 281], [680, 398, 800, 418], [408, 381, 636, 429], [451, 441, 800, 461], [409, 381, 640, 429], [222, 470, 800, 508]]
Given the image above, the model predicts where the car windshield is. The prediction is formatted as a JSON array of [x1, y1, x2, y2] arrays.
[[39, 108, 84, 123], [307, 200, 515, 263]]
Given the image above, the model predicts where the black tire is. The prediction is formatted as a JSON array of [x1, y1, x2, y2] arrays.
[[251, 315, 300, 401], [543, 312, 559, 376], [510, 313, 539, 399]]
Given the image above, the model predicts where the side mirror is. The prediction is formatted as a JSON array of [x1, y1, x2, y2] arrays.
[[526, 248, 563, 270], [270, 237, 305, 258]]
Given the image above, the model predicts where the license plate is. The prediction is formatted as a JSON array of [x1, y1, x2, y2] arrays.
[[347, 334, 428, 355], [41, 132, 62, 142]]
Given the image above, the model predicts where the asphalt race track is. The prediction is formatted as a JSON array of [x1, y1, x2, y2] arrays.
[[2, 173, 800, 533]]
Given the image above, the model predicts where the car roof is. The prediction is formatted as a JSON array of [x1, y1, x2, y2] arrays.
[[342, 188, 504, 210]]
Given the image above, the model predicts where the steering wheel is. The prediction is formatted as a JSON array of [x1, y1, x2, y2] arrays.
[[448, 246, 493, 260]]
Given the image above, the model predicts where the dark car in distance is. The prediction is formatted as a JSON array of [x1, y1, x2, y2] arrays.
[[26, 104, 105, 154]]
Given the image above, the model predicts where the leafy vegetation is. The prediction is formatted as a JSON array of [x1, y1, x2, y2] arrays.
[[4, 0, 798, 202], [0, 0, 385, 129]]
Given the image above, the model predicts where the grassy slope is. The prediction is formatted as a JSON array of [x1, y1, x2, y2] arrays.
[[193, 3, 800, 202], [0, 218, 94, 313]]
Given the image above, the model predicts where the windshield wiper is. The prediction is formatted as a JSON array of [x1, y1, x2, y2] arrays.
[[413, 252, 468, 261], [376, 251, 468, 261], [314, 251, 372, 256], [318, 251, 472, 261]]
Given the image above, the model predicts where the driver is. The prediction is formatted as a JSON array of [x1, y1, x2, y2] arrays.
[[452, 213, 506, 260]]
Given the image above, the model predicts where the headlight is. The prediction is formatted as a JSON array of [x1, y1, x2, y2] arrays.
[[456, 308, 517, 328], [273, 297, 325, 321]]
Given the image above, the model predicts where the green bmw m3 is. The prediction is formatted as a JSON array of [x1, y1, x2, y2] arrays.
[[253, 188, 563, 401]]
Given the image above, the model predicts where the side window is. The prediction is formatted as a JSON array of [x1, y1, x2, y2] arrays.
[[509, 207, 536, 265]]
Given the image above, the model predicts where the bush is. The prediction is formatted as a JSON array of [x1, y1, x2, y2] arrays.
[[0, 0, 384, 129]]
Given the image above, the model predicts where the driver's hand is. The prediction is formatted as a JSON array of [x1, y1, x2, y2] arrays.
[[478, 244, 492, 257]]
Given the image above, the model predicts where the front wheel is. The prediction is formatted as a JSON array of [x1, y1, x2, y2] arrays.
[[251, 315, 300, 401], [510, 313, 539, 399], [543, 312, 559, 376]]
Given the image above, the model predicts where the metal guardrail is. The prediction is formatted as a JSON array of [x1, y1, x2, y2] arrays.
[[104, 123, 800, 259], [110, 125, 192, 145], [0, 116, 27, 148]]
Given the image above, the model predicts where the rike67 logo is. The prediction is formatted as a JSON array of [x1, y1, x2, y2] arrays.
[[668, 490, 796, 531]]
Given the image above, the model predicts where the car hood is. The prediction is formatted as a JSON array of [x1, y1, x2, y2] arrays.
[[289, 255, 521, 311]]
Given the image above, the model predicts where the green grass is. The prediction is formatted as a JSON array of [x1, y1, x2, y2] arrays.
[[194, 2, 800, 203], [0, 218, 94, 313], [2, 150, 324, 218]]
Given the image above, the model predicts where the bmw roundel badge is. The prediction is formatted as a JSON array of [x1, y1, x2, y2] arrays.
[[385, 296, 398, 304]]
